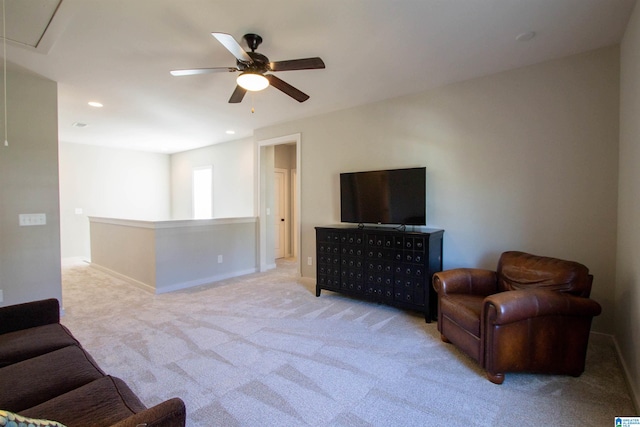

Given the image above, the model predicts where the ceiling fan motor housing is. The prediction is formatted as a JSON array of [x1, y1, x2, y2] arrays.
[[243, 52, 270, 72], [243, 33, 263, 51]]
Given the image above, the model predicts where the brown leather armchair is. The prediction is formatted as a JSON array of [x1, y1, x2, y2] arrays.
[[432, 251, 602, 384]]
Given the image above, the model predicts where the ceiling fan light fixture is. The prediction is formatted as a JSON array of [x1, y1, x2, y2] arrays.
[[236, 72, 269, 91]]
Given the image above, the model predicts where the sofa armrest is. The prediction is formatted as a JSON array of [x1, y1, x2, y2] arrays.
[[0, 299, 60, 335], [433, 268, 498, 297], [110, 398, 186, 427], [484, 289, 602, 326]]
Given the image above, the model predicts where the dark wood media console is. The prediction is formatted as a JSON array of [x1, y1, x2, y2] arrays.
[[315, 225, 444, 322]]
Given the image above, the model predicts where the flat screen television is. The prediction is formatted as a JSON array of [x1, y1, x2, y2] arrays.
[[340, 167, 426, 226]]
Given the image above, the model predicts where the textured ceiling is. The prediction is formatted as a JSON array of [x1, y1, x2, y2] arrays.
[[2, 0, 637, 153]]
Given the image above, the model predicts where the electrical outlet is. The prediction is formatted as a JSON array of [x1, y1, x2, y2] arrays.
[[0, 289, 3, 303], [307, 257, 313, 266], [217, 255, 223, 264]]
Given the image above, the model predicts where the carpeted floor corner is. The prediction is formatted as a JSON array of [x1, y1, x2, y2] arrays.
[[60, 259, 636, 426]]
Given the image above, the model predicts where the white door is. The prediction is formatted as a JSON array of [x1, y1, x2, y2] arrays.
[[274, 170, 286, 259]]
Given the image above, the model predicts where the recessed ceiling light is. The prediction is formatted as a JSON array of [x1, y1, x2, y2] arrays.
[[226, 130, 236, 135], [88, 101, 103, 107], [72, 122, 88, 128], [516, 31, 536, 42]]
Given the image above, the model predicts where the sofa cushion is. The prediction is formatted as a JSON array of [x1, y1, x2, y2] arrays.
[[0, 324, 80, 368], [20, 376, 147, 427], [0, 299, 60, 335], [0, 409, 66, 427], [0, 345, 105, 412]]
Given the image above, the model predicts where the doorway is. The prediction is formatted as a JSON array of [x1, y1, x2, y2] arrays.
[[257, 134, 301, 274], [274, 168, 287, 259]]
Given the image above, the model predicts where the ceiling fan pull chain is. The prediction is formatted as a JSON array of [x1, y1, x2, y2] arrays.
[[2, 0, 7, 147]]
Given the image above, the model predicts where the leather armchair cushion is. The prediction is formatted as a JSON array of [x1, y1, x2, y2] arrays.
[[497, 251, 591, 296], [440, 294, 484, 337]]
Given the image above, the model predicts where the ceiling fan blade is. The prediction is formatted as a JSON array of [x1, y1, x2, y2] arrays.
[[212, 33, 252, 63], [229, 85, 247, 103], [265, 75, 310, 102], [170, 67, 237, 76], [269, 57, 325, 72]]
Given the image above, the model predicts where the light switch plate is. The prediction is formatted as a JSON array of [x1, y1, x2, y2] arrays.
[[19, 213, 47, 226]]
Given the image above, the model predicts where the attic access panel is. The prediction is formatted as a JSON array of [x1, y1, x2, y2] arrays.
[[2, 0, 62, 49]]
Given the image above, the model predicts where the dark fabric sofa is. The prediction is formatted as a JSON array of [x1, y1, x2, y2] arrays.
[[0, 298, 186, 427]]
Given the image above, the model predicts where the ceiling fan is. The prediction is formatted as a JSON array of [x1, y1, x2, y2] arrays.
[[170, 33, 325, 103]]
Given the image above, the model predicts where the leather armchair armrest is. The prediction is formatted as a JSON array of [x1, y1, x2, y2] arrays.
[[110, 398, 186, 427], [484, 289, 602, 326], [0, 298, 60, 335], [433, 268, 498, 296]]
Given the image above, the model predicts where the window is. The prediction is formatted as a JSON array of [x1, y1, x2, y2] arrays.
[[192, 166, 213, 219]]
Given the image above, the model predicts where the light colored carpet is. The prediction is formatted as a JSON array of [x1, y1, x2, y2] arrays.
[[61, 259, 635, 426]]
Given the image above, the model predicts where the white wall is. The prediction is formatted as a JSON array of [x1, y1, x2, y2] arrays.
[[256, 46, 620, 334], [0, 64, 61, 307], [59, 142, 171, 260], [617, 1, 640, 410], [170, 137, 255, 219], [59, 137, 255, 261]]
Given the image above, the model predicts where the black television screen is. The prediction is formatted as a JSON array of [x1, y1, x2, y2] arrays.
[[340, 167, 426, 225]]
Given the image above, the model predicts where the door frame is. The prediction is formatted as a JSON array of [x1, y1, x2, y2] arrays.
[[257, 133, 301, 274], [291, 168, 298, 259]]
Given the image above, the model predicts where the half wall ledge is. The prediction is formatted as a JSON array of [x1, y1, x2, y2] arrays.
[[88, 216, 258, 294]]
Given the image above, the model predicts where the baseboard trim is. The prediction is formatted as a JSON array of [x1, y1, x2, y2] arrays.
[[61, 256, 90, 267], [89, 263, 156, 293], [89, 263, 259, 295], [589, 331, 640, 413], [299, 276, 316, 288], [156, 268, 258, 294], [610, 333, 640, 414]]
